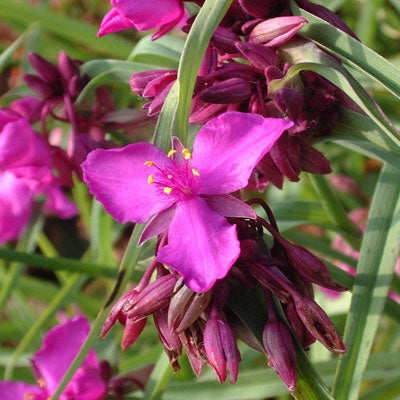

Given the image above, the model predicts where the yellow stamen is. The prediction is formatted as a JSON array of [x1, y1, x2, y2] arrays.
[[24, 394, 34, 400], [167, 149, 177, 158], [147, 174, 154, 184], [144, 160, 154, 167], [164, 187, 172, 194], [191, 168, 200, 176], [182, 148, 191, 160], [37, 378, 46, 388]]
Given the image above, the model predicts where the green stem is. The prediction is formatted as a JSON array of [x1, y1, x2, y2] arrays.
[[50, 223, 145, 400]]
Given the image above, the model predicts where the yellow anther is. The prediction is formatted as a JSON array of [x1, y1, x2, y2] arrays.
[[182, 148, 191, 160], [24, 393, 34, 400], [167, 174, 173, 179], [37, 378, 46, 388], [147, 174, 154, 184], [191, 168, 200, 176], [164, 187, 172, 195], [144, 160, 154, 167], [167, 149, 177, 158]]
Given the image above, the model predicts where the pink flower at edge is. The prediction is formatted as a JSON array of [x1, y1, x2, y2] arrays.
[[98, 0, 185, 39], [0, 119, 77, 243], [82, 112, 292, 292], [0, 316, 107, 400]]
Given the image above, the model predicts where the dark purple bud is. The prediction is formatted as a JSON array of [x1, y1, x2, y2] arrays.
[[285, 300, 315, 349], [295, 297, 347, 353], [168, 284, 195, 330], [278, 239, 348, 291], [146, 81, 175, 116], [142, 72, 177, 98], [236, 41, 279, 70], [179, 322, 207, 377], [204, 315, 240, 383], [238, 0, 287, 18], [250, 153, 283, 190], [154, 309, 182, 372], [200, 78, 252, 104], [101, 287, 143, 338], [58, 51, 80, 83], [212, 26, 240, 54], [263, 320, 297, 391], [300, 144, 332, 175], [23, 74, 56, 98], [190, 95, 238, 124], [177, 291, 212, 332], [250, 16, 307, 47], [265, 66, 285, 83], [269, 135, 301, 182], [121, 317, 147, 350], [248, 263, 293, 303], [201, 63, 259, 82], [130, 70, 176, 96], [28, 52, 60, 83], [127, 274, 177, 321], [274, 88, 304, 119]]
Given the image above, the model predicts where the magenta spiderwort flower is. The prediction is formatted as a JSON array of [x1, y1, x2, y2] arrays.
[[0, 119, 77, 243], [98, 0, 186, 39], [0, 316, 107, 400], [82, 112, 292, 292]]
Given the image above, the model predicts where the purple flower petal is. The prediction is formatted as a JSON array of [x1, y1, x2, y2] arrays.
[[0, 382, 47, 400], [82, 143, 176, 223], [0, 171, 33, 244], [32, 316, 97, 395], [192, 112, 293, 195], [98, 8, 135, 37], [112, 0, 183, 31], [139, 205, 176, 245], [204, 194, 256, 219], [0, 119, 50, 170], [157, 196, 240, 292]]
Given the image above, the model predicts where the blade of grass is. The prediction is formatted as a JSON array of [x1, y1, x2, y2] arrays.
[[332, 164, 400, 400]]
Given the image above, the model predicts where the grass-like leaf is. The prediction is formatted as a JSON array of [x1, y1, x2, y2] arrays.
[[332, 164, 400, 400]]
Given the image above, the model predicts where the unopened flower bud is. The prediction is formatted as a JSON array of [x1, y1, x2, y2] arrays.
[[238, 0, 287, 19], [295, 297, 347, 353], [236, 41, 279, 70], [28, 51, 60, 83], [204, 315, 240, 383], [127, 274, 177, 321], [250, 16, 307, 47], [121, 317, 147, 350], [279, 240, 348, 291], [200, 78, 253, 104], [154, 310, 182, 372], [212, 26, 240, 54], [274, 88, 304, 119], [263, 320, 297, 391], [58, 51, 80, 83], [24, 74, 57, 98]]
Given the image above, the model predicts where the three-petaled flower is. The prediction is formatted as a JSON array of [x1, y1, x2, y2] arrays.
[[82, 112, 292, 292]]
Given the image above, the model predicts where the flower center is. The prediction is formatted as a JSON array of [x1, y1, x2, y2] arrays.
[[144, 148, 200, 198]]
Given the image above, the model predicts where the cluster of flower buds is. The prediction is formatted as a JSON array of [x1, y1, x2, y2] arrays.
[[102, 198, 346, 390], [128, 0, 359, 189], [0, 50, 154, 244]]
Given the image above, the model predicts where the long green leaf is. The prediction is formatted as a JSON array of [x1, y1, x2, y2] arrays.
[[332, 164, 400, 400], [290, 1, 400, 100]]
